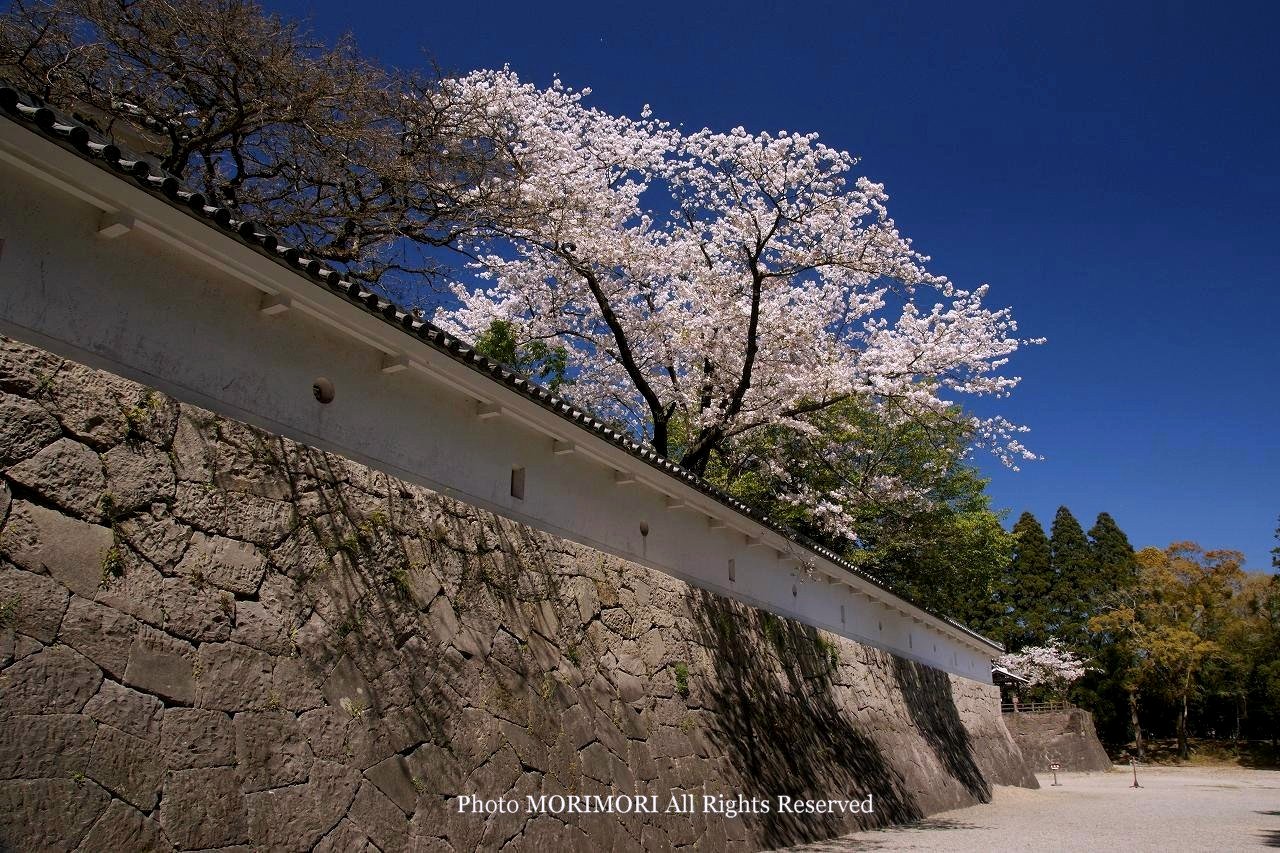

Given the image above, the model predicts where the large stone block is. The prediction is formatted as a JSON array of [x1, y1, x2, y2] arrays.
[[195, 641, 275, 711], [175, 532, 269, 595], [74, 799, 166, 853], [0, 778, 110, 852], [83, 679, 164, 743], [245, 760, 361, 851], [0, 714, 96, 779], [122, 625, 195, 704], [94, 557, 166, 626], [115, 507, 192, 571], [4, 438, 105, 521], [161, 766, 248, 849], [0, 500, 114, 597], [102, 442, 175, 513], [0, 391, 62, 467], [58, 595, 140, 679], [0, 643, 102, 713], [0, 562, 68, 642], [159, 576, 234, 642], [161, 707, 236, 769], [87, 723, 164, 811], [233, 711, 314, 793], [174, 483, 294, 548]]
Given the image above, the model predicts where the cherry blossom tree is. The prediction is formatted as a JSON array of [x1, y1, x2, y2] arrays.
[[437, 70, 1039, 539], [997, 638, 1088, 698]]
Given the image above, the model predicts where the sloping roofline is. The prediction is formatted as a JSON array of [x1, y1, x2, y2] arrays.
[[0, 83, 1003, 653]]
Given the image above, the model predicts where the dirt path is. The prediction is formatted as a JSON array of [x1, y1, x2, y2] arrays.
[[783, 766, 1280, 851]]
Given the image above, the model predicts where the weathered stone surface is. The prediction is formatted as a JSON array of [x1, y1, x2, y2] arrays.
[[161, 766, 247, 849], [0, 339, 1041, 853], [347, 779, 412, 852], [0, 778, 110, 851], [196, 642, 274, 711], [0, 479, 9, 527], [83, 679, 164, 743], [170, 408, 215, 482], [0, 562, 68, 642], [102, 442, 175, 512], [245, 760, 361, 851], [0, 643, 102, 713], [0, 501, 114, 597], [365, 754, 419, 816], [315, 818, 378, 853], [161, 707, 236, 768], [174, 483, 294, 548], [232, 599, 292, 655], [1003, 708, 1112, 772], [94, 557, 166, 626], [272, 656, 325, 712], [41, 362, 136, 448], [299, 706, 351, 761], [0, 339, 62, 396], [0, 714, 96, 779], [175, 531, 269, 595], [115, 507, 192, 571], [74, 798, 165, 853], [234, 711, 313, 792], [59, 595, 139, 678], [122, 625, 195, 704], [160, 576, 233, 642], [0, 391, 61, 467], [87, 723, 164, 810], [5, 438, 104, 520]]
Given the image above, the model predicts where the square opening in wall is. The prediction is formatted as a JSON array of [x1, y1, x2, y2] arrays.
[[510, 466, 526, 500]]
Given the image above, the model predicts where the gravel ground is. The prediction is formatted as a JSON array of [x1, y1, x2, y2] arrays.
[[783, 766, 1280, 852]]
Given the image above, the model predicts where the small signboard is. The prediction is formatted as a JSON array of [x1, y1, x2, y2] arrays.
[[1049, 762, 1061, 771]]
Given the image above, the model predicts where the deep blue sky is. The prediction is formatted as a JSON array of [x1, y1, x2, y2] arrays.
[[269, 0, 1279, 572]]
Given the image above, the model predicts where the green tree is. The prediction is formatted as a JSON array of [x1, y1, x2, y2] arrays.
[[1093, 543, 1245, 759], [1074, 512, 1140, 741], [474, 320, 570, 392], [1050, 506, 1093, 648], [701, 399, 1014, 620], [1089, 512, 1138, 596], [1005, 512, 1054, 650]]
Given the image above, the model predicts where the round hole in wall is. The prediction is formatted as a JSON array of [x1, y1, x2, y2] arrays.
[[312, 377, 335, 404], [639, 521, 649, 537]]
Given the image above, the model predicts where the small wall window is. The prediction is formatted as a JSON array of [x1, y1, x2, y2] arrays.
[[878, 621, 883, 632], [510, 467, 525, 500], [840, 605, 846, 625], [791, 584, 797, 598], [909, 633, 913, 649], [728, 558, 736, 583]]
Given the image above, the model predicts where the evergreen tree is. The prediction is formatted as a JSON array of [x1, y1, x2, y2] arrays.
[[1076, 512, 1139, 742], [1050, 506, 1093, 648], [1089, 512, 1138, 601], [1006, 512, 1054, 650]]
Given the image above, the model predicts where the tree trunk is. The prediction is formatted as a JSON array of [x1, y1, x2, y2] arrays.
[[1129, 688, 1145, 761], [1177, 687, 1190, 760]]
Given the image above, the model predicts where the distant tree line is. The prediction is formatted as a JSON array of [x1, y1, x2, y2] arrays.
[[968, 508, 1280, 759]]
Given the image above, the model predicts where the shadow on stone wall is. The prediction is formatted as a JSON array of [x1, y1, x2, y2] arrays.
[[892, 657, 991, 803], [0, 335, 1024, 851], [687, 590, 921, 848]]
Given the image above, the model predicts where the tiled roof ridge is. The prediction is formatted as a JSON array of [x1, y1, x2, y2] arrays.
[[0, 81, 1002, 651]]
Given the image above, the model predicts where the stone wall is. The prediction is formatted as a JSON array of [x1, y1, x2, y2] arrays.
[[1003, 709, 1113, 773], [0, 336, 1036, 852]]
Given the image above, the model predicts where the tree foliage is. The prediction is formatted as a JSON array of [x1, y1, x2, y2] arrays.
[[1090, 542, 1247, 758], [0, 0, 508, 295], [435, 69, 1041, 542]]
